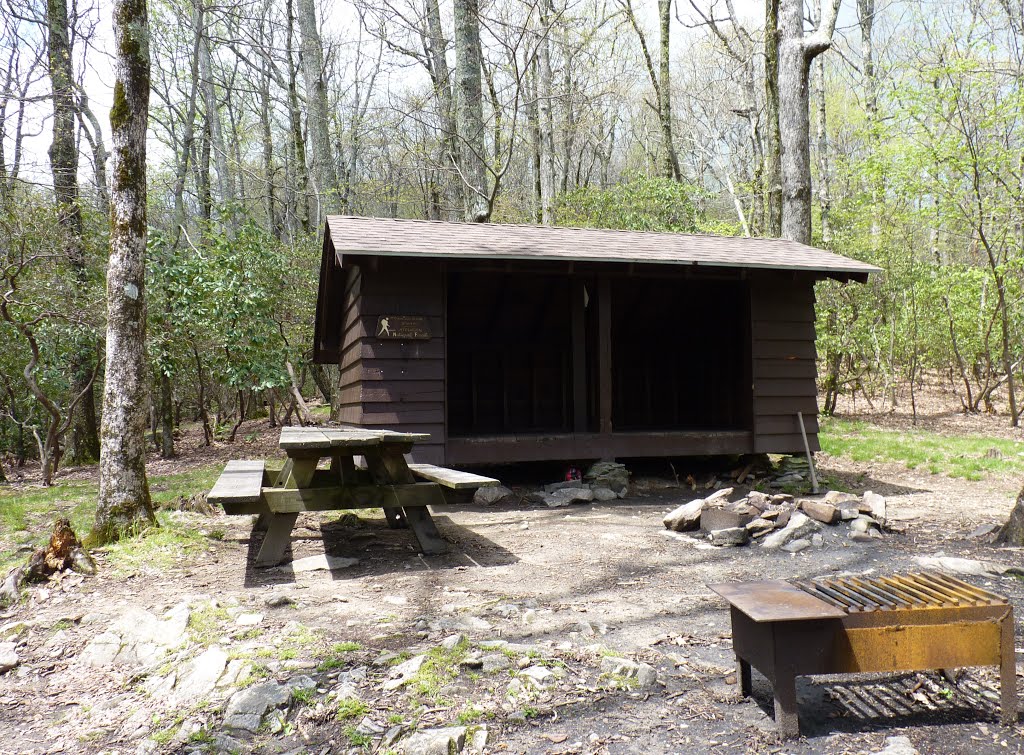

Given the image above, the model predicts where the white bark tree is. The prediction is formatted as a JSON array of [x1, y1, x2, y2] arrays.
[[778, 0, 841, 244], [453, 0, 490, 221]]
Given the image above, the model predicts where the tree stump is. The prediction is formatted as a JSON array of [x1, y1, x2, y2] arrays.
[[0, 518, 95, 606], [996, 486, 1024, 546]]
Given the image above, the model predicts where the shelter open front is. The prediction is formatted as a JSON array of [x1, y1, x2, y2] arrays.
[[447, 270, 752, 439], [611, 277, 752, 432]]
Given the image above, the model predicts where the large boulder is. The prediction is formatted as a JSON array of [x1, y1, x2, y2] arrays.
[[663, 499, 705, 532], [473, 485, 514, 505], [222, 682, 293, 733], [862, 491, 887, 524]]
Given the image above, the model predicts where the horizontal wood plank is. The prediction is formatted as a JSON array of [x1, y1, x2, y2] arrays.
[[752, 341, 818, 360], [754, 378, 819, 398], [754, 396, 820, 415], [752, 358, 818, 379], [208, 460, 266, 505], [752, 321, 817, 340], [408, 463, 499, 489], [262, 482, 444, 513]]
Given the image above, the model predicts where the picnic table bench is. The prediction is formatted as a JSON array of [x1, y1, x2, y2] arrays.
[[208, 427, 499, 567]]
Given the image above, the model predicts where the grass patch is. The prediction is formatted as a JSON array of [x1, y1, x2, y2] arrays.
[[0, 464, 223, 573], [343, 725, 373, 748], [820, 417, 1024, 481], [407, 639, 469, 703], [336, 698, 369, 721], [188, 603, 231, 646], [318, 641, 362, 671]]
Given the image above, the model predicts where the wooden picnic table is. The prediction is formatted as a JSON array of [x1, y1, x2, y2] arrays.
[[208, 426, 498, 567]]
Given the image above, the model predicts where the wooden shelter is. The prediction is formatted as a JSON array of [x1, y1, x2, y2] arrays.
[[313, 216, 878, 466]]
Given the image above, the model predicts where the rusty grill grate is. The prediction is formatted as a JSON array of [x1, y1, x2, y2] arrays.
[[791, 571, 1009, 613]]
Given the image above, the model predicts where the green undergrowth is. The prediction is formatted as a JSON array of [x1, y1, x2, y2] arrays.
[[819, 417, 1024, 481], [0, 464, 224, 574]]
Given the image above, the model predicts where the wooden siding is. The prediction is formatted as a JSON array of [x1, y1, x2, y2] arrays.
[[352, 257, 446, 464], [750, 275, 820, 454], [336, 264, 364, 426]]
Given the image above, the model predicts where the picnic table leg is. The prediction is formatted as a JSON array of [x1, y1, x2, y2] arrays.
[[255, 513, 299, 567], [365, 446, 447, 551], [737, 657, 752, 698]]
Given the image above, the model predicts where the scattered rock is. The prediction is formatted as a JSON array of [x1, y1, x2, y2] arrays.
[[838, 505, 860, 521], [0, 621, 29, 641], [745, 491, 772, 511], [850, 515, 879, 534], [968, 522, 1001, 539], [264, 592, 295, 608], [542, 487, 594, 507], [519, 665, 554, 687], [481, 653, 512, 673], [383, 654, 428, 690], [915, 555, 1022, 578], [473, 485, 513, 505], [592, 487, 619, 502], [761, 512, 822, 550], [545, 480, 587, 493], [709, 527, 749, 546], [781, 538, 811, 553], [168, 646, 228, 707], [798, 499, 839, 525], [0, 642, 18, 674], [235, 612, 263, 626], [223, 682, 292, 733], [599, 656, 657, 689], [398, 726, 467, 755], [663, 499, 704, 532], [440, 633, 466, 651], [745, 518, 776, 537], [282, 555, 359, 573], [862, 491, 887, 524]]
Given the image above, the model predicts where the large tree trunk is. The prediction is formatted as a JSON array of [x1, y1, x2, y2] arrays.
[[198, 21, 234, 215], [48, 0, 101, 463], [657, 0, 680, 181], [815, 54, 831, 245], [996, 486, 1024, 545], [425, 0, 459, 220], [296, 0, 342, 221], [90, 0, 156, 544], [778, 0, 840, 245], [764, 0, 782, 236], [453, 0, 490, 222]]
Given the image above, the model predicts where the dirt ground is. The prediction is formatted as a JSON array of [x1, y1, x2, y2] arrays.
[[2, 398, 1024, 755]]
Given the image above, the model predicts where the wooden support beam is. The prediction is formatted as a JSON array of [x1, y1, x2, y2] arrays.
[[261, 482, 445, 513], [572, 279, 587, 433], [598, 277, 613, 439]]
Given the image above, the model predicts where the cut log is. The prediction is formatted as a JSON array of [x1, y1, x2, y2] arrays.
[[996, 486, 1024, 546]]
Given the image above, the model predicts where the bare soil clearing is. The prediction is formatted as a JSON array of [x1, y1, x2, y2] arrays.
[[1, 405, 1023, 755]]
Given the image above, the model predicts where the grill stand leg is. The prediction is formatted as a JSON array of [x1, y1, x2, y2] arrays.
[[737, 658, 752, 697], [1001, 607, 1019, 725], [772, 672, 800, 739]]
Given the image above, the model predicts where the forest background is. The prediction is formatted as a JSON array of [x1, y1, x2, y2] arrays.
[[1, 0, 1022, 485]]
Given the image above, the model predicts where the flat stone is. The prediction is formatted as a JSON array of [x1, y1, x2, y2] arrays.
[[914, 555, 1021, 577], [799, 499, 840, 525], [745, 491, 772, 511], [168, 646, 228, 707], [862, 491, 887, 524], [781, 538, 811, 553], [440, 633, 466, 651], [745, 518, 776, 537], [701, 505, 754, 532], [850, 515, 878, 534], [838, 505, 860, 521], [519, 665, 554, 686], [473, 485, 513, 505], [223, 682, 292, 733], [0, 642, 19, 674], [822, 490, 859, 505], [592, 487, 619, 502], [481, 653, 512, 673], [235, 613, 263, 626], [383, 654, 428, 690], [264, 592, 295, 608], [398, 726, 467, 755], [283, 555, 359, 573], [599, 656, 657, 689], [874, 735, 920, 755], [761, 512, 821, 550], [663, 499, 704, 532], [709, 527, 749, 546], [968, 523, 1001, 539], [218, 659, 253, 688], [544, 480, 587, 493], [78, 631, 123, 667]]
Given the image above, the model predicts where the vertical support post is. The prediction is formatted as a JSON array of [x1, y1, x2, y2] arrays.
[[571, 279, 587, 433], [737, 657, 752, 697], [598, 277, 613, 442], [797, 411, 819, 493], [1001, 607, 1019, 725]]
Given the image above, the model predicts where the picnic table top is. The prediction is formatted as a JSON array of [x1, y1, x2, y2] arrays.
[[279, 426, 430, 451]]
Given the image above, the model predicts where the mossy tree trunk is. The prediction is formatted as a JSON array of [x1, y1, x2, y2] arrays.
[[997, 486, 1024, 545], [90, 0, 156, 545]]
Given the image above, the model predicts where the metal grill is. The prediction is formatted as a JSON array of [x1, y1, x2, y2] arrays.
[[792, 571, 1008, 613], [710, 572, 1018, 738]]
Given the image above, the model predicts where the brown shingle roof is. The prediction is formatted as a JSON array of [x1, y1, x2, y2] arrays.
[[324, 216, 880, 280]]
